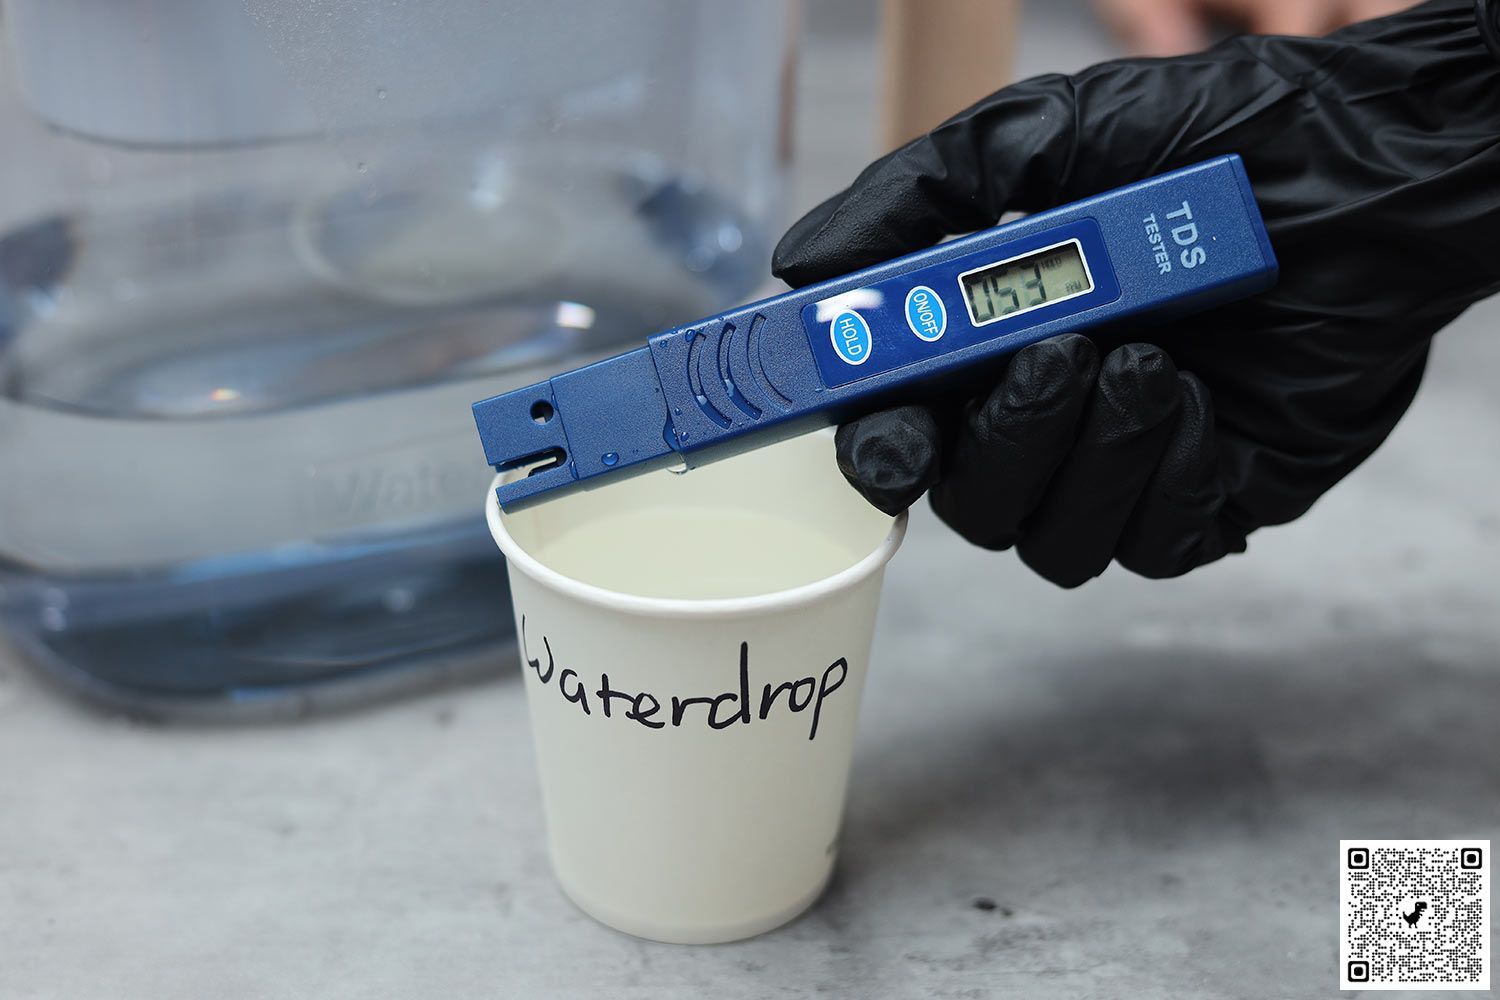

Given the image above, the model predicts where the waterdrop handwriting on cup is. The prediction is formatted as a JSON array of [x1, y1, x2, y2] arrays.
[[520, 617, 848, 742]]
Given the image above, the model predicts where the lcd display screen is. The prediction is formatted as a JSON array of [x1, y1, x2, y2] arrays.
[[959, 240, 1093, 326]]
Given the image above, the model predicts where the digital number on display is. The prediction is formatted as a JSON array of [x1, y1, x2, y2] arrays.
[[958, 240, 1093, 326]]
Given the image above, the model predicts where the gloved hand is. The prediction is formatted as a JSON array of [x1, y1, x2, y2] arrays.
[[773, 0, 1500, 587]]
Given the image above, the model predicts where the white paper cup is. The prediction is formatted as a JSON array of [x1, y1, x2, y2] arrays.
[[486, 429, 905, 944]]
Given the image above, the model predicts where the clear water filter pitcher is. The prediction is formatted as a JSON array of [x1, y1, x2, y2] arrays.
[[0, 0, 793, 716]]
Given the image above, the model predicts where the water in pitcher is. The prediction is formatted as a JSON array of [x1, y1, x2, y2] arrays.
[[0, 154, 767, 714]]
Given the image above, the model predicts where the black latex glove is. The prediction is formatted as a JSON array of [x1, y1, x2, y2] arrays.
[[773, 0, 1500, 587]]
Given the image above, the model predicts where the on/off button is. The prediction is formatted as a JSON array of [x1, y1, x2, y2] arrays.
[[904, 285, 947, 342]]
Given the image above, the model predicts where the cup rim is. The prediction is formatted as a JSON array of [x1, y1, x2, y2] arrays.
[[485, 472, 907, 620]]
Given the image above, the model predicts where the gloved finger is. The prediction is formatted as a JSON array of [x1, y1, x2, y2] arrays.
[[1113, 371, 1248, 578], [1016, 344, 1183, 588], [929, 334, 1100, 550], [834, 404, 943, 516], [772, 76, 1080, 287]]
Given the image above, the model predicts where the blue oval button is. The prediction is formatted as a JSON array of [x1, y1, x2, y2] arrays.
[[829, 310, 873, 366], [904, 285, 946, 342]]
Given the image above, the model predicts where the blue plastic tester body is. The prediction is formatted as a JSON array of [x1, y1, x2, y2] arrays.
[[475, 155, 1277, 511]]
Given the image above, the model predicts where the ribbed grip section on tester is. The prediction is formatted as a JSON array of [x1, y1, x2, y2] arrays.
[[680, 312, 792, 431]]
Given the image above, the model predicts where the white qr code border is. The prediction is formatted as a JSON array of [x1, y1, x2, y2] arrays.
[[1340, 839, 1490, 991]]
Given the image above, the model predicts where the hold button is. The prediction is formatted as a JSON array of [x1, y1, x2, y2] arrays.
[[829, 310, 873, 366]]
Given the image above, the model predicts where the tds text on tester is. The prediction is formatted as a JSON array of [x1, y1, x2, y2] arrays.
[[1144, 200, 1208, 275]]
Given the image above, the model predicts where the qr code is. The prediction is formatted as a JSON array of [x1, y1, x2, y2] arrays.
[[1340, 840, 1490, 990]]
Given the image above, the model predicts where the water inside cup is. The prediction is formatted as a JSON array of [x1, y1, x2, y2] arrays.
[[530, 505, 864, 600], [499, 431, 894, 603]]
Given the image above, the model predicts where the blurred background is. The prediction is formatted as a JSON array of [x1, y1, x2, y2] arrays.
[[2, 2, 1494, 998]]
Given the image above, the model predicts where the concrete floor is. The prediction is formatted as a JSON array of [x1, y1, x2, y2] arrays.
[[3, 4, 1497, 999]]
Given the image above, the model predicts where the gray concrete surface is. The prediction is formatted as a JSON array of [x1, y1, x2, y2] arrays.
[[3, 4, 1498, 999]]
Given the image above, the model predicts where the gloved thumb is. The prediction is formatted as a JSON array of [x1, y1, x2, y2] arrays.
[[834, 404, 944, 515]]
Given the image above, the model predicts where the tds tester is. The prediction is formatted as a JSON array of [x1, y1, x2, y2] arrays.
[[474, 155, 1277, 510]]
